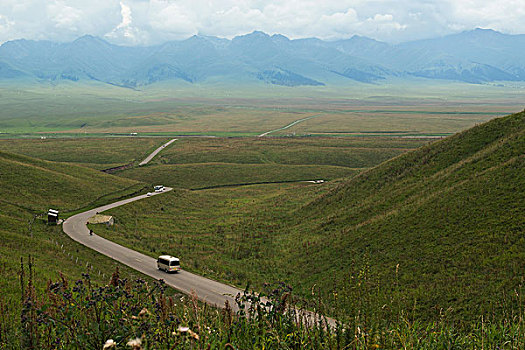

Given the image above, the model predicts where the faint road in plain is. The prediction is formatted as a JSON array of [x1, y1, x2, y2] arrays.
[[139, 139, 177, 166], [258, 115, 323, 137]]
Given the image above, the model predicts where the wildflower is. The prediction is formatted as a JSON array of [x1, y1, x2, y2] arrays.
[[173, 326, 199, 341], [103, 339, 116, 349], [126, 337, 142, 349], [138, 308, 150, 318], [177, 326, 190, 333], [188, 330, 200, 340]]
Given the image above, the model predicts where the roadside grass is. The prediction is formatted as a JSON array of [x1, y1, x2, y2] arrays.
[[92, 182, 328, 285], [0, 137, 169, 170], [92, 111, 524, 326], [5, 263, 523, 349], [0, 151, 162, 347]]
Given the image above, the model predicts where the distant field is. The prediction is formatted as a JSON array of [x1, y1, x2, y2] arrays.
[[0, 82, 522, 136], [148, 137, 428, 166]]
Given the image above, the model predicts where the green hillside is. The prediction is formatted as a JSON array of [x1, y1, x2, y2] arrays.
[[293, 110, 524, 321], [0, 151, 147, 312], [0, 150, 143, 212], [93, 110, 524, 326]]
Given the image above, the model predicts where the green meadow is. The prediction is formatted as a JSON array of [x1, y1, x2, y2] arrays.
[[0, 81, 523, 347], [116, 137, 427, 189], [0, 81, 522, 136], [92, 111, 524, 326]]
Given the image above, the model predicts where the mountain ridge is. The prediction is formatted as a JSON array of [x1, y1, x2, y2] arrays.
[[1, 29, 525, 87]]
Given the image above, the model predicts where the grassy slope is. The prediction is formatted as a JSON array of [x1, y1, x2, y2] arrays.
[[0, 137, 169, 170], [95, 111, 524, 323], [0, 151, 150, 314], [0, 151, 143, 212], [293, 110, 525, 321]]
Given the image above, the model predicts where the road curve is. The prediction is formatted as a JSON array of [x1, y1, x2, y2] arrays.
[[139, 139, 177, 166], [63, 188, 242, 310], [63, 189, 337, 327]]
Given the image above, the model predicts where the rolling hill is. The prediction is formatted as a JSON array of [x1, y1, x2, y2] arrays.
[[291, 110, 524, 321], [0, 150, 148, 336], [0, 150, 143, 212]]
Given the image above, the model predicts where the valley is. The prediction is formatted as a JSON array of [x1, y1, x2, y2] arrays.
[[0, 92, 523, 348]]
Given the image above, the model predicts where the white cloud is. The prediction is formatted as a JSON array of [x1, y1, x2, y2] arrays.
[[0, 0, 524, 45], [104, 1, 150, 45]]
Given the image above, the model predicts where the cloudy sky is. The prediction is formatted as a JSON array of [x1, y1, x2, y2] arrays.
[[0, 0, 524, 45]]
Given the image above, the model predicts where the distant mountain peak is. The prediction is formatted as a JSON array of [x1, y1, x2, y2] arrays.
[[271, 34, 290, 41], [461, 28, 505, 38], [72, 35, 109, 46], [236, 31, 271, 40], [473, 28, 499, 33]]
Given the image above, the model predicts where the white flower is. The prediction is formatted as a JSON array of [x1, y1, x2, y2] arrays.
[[103, 339, 116, 349], [126, 337, 142, 349]]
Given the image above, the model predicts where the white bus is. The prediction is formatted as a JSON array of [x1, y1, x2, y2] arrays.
[[154, 185, 165, 192], [157, 255, 180, 273]]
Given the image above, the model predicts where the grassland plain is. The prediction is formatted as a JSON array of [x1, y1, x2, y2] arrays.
[[0, 81, 522, 136], [0, 137, 170, 170], [93, 111, 524, 328]]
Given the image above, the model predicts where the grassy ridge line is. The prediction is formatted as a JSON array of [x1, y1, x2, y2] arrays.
[[0, 137, 170, 169], [190, 179, 331, 191], [290, 110, 525, 321], [0, 151, 141, 212], [309, 109, 524, 214]]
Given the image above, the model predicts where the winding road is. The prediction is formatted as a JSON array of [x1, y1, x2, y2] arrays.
[[63, 188, 243, 310], [63, 137, 336, 327]]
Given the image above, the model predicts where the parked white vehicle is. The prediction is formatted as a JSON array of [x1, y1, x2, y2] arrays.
[[157, 255, 180, 273], [154, 185, 165, 192]]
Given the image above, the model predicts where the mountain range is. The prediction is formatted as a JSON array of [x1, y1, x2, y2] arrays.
[[1, 28, 525, 87]]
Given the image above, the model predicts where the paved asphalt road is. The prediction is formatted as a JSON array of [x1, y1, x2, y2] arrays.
[[63, 188, 243, 310], [139, 139, 177, 166], [63, 189, 337, 328]]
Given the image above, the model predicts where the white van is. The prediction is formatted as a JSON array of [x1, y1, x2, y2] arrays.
[[154, 185, 165, 193], [157, 255, 180, 273]]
